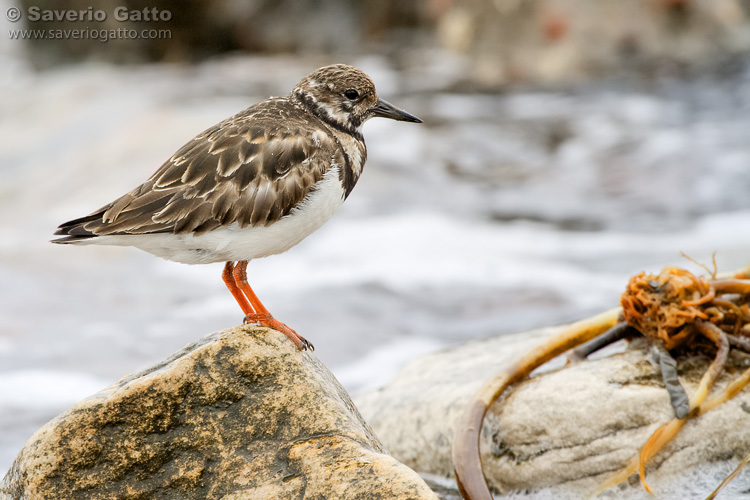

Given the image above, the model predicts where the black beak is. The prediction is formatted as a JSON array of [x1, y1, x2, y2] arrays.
[[371, 98, 422, 123]]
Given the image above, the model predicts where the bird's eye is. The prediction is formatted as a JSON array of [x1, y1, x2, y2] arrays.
[[344, 89, 359, 100]]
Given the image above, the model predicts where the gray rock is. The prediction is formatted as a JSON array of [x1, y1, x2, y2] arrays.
[[1, 325, 438, 500], [356, 326, 750, 498]]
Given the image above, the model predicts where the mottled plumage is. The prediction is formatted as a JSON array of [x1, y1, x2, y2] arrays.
[[53, 64, 421, 350]]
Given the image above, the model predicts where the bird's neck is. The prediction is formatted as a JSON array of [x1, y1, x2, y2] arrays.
[[290, 90, 364, 141], [332, 131, 367, 199]]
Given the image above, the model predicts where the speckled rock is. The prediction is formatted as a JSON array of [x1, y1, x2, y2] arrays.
[[0, 326, 438, 500], [356, 326, 750, 499]]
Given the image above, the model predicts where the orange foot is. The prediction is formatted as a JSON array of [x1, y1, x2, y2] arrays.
[[244, 313, 314, 351], [222, 260, 314, 352]]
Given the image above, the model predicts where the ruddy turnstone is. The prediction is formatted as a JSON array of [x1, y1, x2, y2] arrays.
[[52, 64, 421, 351]]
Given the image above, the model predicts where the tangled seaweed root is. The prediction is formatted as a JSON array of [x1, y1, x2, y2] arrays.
[[597, 264, 750, 496], [621, 267, 713, 349], [452, 262, 750, 500]]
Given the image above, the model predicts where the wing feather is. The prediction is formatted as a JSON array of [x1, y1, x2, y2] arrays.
[[60, 99, 338, 238]]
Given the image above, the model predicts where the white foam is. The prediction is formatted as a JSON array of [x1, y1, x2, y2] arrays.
[[0, 338, 12, 355], [0, 370, 108, 409], [334, 337, 445, 394]]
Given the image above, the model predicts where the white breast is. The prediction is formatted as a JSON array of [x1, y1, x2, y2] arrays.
[[87, 167, 347, 264]]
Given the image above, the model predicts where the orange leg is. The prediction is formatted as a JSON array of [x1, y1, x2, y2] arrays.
[[222, 262, 256, 318], [229, 260, 313, 351]]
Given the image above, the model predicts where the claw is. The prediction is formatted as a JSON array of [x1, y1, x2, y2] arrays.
[[244, 313, 313, 351], [266, 317, 314, 351]]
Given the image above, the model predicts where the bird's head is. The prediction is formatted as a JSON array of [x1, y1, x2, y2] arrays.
[[291, 64, 422, 137]]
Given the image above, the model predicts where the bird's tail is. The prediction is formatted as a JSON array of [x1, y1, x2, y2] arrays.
[[51, 213, 102, 244]]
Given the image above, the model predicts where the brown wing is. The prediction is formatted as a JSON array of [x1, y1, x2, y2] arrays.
[[55, 99, 341, 239]]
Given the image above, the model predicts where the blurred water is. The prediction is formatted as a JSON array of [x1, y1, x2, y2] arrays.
[[1, 53, 750, 473]]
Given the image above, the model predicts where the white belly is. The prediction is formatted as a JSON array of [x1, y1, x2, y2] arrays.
[[86, 168, 347, 264]]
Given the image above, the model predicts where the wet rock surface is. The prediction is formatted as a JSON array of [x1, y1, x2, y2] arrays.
[[356, 326, 750, 499], [0, 325, 438, 500]]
